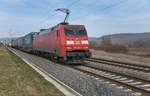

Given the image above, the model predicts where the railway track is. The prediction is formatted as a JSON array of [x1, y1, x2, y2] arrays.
[[10, 48, 150, 95], [70, 65, 150, 96], [37, 52, 150, 96], [87, 58, 150, 73]]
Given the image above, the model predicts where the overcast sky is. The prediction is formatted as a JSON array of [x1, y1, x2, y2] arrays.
[[0, 0, 150, 38]]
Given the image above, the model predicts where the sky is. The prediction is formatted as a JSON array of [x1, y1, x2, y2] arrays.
[[0, 0, 150, 38]]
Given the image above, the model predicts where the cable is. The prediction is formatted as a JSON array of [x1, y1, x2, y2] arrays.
[[66, 0, 80, 8], [36, 0, 81, 29], [75, 0, 128, 20], [92, 0, 128, 14], [36, 0, 80, 27], [35, 13, 56, 29]]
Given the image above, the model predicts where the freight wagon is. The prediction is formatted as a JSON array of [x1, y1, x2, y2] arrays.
[[22, 32, 37, 52], [11, 32, 37, 52], [11, 38, 22, 49]]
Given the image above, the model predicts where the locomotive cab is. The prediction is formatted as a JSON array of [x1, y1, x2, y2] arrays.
[[61, 24, 91, 63]]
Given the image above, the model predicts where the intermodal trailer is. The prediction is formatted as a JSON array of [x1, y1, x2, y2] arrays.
[[11, 37, 23, 49], [22, 32, 38, 52]]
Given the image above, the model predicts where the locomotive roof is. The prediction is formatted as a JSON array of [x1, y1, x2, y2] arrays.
[[39, 23, 85, 35]]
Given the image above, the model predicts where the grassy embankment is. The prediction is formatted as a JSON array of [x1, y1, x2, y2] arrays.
[[0, 45, 64, 96]]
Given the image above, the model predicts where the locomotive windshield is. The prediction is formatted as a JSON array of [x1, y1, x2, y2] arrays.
[[65, 26, 87, 36]]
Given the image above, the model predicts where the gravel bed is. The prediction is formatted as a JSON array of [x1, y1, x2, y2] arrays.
[[85, 61, 150, 82], [10, 48, 137, 96]]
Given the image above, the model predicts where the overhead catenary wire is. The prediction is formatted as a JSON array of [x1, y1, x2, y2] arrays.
[[36, 0, 81, 29], [54, 0, 80, 24], [66, 0, 80, 8], [74, 0, 128, 20]]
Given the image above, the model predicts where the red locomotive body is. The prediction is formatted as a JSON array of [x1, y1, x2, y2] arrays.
[[33, 23, 91, 63]]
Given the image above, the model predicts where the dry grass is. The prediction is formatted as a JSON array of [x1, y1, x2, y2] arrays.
[[0, 46, 64, 96], [96, 44, 128, 53], [90, 41, 128, 53], [129, 48, 150, 57], [91, 49, 150, 66]]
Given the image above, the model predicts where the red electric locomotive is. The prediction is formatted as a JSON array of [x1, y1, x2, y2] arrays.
[[33, 22, 91, 63]]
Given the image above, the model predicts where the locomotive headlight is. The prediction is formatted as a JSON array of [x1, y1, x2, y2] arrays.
[[84, 46, 89, 49], [66, 47, 72, 50], [81, 40, 89, 44], [66, 40, 74, 45]]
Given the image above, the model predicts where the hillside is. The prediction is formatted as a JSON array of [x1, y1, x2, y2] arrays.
[[90, 32, 150, 48]]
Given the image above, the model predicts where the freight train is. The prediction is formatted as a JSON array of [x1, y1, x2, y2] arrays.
[[11, 22, 91, 63]]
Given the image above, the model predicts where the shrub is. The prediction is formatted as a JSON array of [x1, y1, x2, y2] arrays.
[[96, 43, 128, 53], [89, 39, 128, 53], [89, 41, 97, 49]]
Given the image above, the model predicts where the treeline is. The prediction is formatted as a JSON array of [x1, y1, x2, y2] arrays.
[[90, 38, 128, 53], [128, 39, 150, 48], [90, 37, 150, 53]]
